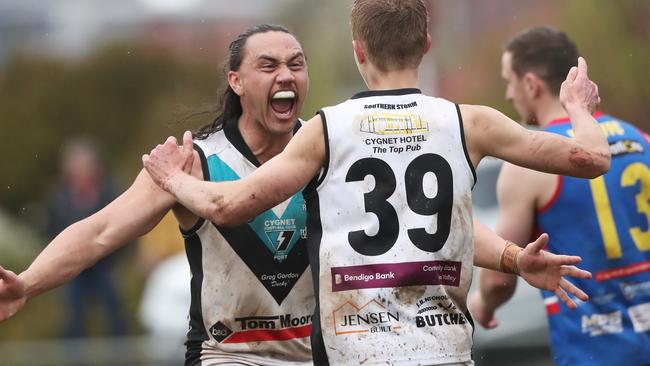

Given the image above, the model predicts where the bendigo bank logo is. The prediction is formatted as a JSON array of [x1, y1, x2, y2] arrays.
[[360, 113, 429, 136], [333, 299, 401, 335]]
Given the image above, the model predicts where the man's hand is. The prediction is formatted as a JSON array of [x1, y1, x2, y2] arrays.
[[0, 266, 27, 322], [142, 131, 195, 193], [518, 233, 592, 309], [559, 57, 600, 114]]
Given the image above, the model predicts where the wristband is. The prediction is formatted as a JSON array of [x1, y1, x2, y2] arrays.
[[499, 241, 522, 275]]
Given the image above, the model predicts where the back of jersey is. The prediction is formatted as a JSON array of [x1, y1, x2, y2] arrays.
[[306, 89, 476, 365], [538, 114, 650, 366]]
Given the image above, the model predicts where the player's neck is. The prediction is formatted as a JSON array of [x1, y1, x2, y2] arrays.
[[363, 67, 419, 91], [237, 113, 293, 165], [535, 98, 567, 128]]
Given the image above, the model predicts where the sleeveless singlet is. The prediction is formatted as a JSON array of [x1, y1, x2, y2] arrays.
[[306, 89, 476, 365], [183, 120, 314, 365]]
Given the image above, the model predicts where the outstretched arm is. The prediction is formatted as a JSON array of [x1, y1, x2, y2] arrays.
[[0, 267, 25, 321], [472, 215, 591, 328], [473, 220, 590, 297], [0, 170, 177, 322], [470, 162, 586, 328], [143, 116, 326, 226], [463, 57, 610, 178]]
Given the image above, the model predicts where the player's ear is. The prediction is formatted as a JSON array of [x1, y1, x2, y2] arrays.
[[227, 70, 244, 96], [352, 40, 366, 65], [423, 34, 432, 55], [523, 72, 543, 99]]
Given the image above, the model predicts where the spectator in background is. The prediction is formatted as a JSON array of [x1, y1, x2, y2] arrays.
[[47, 137, 126, 338]]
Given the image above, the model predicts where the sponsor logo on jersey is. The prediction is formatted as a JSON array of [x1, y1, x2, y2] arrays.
[[333, 299, 401, 335], [260, 271, 301, 288], [264, 229, 295, 261], [609, 139, 644, 157], [331, 260, 460, 292], [415, 312, 469, 328], [581, 311, 623, 336], [363, 101, 418, 110], [591, 292, 616, 306], [567, 121, 647, 155], [262, 217, 302, 262], [415, 295, 452, 315], [567, 120, 625, 138], [620, 280, 650, 300], [235, 314, 312, 331], [360, 113, 429, 136], [209, 321, 233, 343], [628, 302, 650, 332], [413, 295, 468, 328], [209, 314, 312, 344]]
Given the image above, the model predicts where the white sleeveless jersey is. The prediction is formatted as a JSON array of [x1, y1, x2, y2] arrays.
[[305, 89, 476, 365], [184, 121, 314, 365]]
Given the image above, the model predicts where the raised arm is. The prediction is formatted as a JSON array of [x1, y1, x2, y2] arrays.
[[143, 116, 326, 226], [463, 57, 610, 178], [0, 170, 177, 322]]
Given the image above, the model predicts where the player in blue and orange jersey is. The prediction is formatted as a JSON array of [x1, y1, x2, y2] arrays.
[[470, 26, 650, 366]]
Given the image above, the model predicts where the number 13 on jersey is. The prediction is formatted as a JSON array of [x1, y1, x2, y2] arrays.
[[590, 162, 650, 259]]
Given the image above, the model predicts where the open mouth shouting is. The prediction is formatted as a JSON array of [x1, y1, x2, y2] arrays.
[[270, 90, 297, 121]]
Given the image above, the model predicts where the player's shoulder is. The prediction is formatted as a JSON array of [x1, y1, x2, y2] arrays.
[[456, 104, 509, 147], [193, 128, 229, 157], [591, 113, 648, 142], [458, 104, 501, 123], [296, 114, 324, 143]]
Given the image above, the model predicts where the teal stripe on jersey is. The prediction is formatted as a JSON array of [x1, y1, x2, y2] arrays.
[[207, 154, 241, 182], [206, 154, 307, 262]]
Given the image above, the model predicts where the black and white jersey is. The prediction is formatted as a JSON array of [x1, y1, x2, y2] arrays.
[[306, 89, 476, 365], [184, 120, 314, 366]]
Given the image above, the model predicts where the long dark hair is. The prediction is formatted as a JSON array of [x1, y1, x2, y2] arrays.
[[194, 24, 292, 140]]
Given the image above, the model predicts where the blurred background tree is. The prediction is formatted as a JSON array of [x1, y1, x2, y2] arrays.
[[0, 45, 221, 214]]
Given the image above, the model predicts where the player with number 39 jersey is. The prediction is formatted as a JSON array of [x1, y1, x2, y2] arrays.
[[305, 89, 476, 365]]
